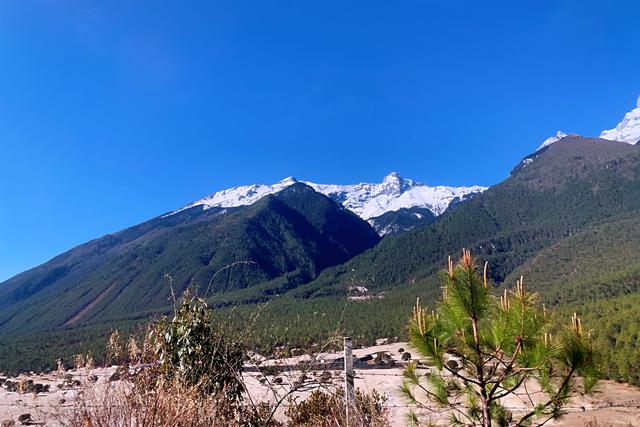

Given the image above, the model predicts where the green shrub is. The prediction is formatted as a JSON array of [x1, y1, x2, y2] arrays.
[[152, 291, 245, 399]]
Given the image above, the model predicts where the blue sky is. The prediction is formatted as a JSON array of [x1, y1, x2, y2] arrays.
[[1, 0, 639, 281]]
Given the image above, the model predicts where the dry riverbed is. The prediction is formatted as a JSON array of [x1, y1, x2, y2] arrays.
[[1, 342, 639, 426]]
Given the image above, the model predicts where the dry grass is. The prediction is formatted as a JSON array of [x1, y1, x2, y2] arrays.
[[52, 357, 278, 426], [52, 363, 387, 427], [48, 292, 389, 427]]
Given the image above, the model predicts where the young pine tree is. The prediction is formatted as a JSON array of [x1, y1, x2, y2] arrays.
[[402, 250, 598, 427]]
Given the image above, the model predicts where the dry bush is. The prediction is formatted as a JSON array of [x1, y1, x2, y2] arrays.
[[55, 293, 279, 427], [53, 290, 389, 426], [285, 388, 389, 427], [583, 420, 635, 427], [58, 371, 277, 427]]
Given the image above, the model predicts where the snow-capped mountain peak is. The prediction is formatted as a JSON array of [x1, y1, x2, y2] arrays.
[[382, 171, 402, 185], [380, 172, 413, 194], [600, 95, 640, 145], [537, 131, 568, 151], [382, 171, 401, 186], [534, 95, 640, 152], [170, 173, 487, 221], [307, 174, 486, 219], [277, 176, 298, 186]]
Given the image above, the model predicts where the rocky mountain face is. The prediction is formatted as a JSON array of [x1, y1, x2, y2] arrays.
[[367, 206, 436, 236]]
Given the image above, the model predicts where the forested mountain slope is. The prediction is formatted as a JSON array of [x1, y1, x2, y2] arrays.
[[4, 136, 640, 382], [280, 136, 640, 384], [308, 137, 640, 297], [0, 183, 379, 334]]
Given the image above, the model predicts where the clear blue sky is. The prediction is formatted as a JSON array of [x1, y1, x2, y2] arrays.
[[1, 0, 639, 282]]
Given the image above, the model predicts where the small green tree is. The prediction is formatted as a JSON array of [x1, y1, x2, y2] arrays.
[[402, 251, 598, 427], [152, 290, 245, 399]]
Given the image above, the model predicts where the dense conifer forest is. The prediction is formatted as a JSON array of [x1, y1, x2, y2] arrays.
[[2, 138, 640, 388]]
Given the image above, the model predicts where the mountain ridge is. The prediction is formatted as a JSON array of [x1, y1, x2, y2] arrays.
[[170, 172, 487, 222]]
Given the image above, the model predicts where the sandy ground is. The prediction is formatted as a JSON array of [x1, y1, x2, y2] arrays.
[[1, 342, 639, 426], [243, 342, 640, 426]]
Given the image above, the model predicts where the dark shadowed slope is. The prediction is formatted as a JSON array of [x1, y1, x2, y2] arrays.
[[368, 207, 436, 235]]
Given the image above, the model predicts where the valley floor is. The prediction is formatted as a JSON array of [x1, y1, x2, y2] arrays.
[[1, 342, 639, 426]]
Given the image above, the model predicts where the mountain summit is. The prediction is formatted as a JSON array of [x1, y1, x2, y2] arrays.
[[380, 171, 412, 193], [534, 95, 640, 152], [537, 131, 569, 151], [600, 95, 640, 144], [172, 173, 487, 221]]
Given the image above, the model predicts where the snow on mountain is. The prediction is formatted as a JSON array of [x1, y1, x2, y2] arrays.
[[600, 95, 640, 144], [171, 173, 487, 220], [173, 177, 298, 214], [535, 96, 640, 152], [537, 131, 568, 151], [306, 173, 486, 218]]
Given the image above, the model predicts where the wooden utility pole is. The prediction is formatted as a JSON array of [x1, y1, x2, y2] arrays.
[[344, 336, 355, 424]]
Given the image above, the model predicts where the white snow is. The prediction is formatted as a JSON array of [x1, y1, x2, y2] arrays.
[[537, 131, 568, 151], [600, 95, 640, 145], [170, 172, 487, 219], [535, 96, 640, 151], [171, 177, 298, 214], [305, 172, 486, 218]]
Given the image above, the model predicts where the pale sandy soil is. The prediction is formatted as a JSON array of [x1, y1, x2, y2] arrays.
[[1, 342, 639, 426], [244, 342, 640, 426]]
